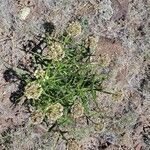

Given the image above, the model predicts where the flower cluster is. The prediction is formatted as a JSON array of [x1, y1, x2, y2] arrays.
[[25, 82, 43, 99], [30, 110, 44, 125], [67, 139, 80, 150], [112, 89, 124, 102], [67, 21, 82, 37], [94, 119, 105, 132], [98, 54, 111, 67], [46, 103, 64, 122], [34, 69, 45, 79], [47, 42, 65, 61], [85, 36, 98, 50], [71, 101, 84, 119]]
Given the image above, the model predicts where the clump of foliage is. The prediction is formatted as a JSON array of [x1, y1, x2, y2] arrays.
[[21, 23, 107, 126]]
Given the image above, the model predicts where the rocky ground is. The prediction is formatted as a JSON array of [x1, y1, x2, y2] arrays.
[[0, 0, 150, 149]]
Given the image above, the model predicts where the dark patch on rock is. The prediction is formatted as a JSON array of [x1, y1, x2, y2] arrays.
[[3, 69, 19, 83]]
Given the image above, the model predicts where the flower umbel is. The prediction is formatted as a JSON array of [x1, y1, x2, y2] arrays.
[[85, 36, 98, 50], [94, 119, 105, 132], [98, 54, 111, 67], [25, 82, 43, 99], [47, 42, 65, 61], [34, 69, 45, 79], [67, 139, 80, 150], [46, 103, 64, 122], [30, 110, 44, 125], [71, 101, 84, 119], [112, 89, 124, 102], [67, 21, 82, 37]]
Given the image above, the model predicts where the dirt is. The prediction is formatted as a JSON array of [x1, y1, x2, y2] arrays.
[[0, 0, 150, 149]]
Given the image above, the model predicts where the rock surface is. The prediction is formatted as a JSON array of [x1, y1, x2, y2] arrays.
[[0, 0, 149, 149]]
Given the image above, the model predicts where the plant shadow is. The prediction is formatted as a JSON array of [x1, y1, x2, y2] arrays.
[[3, 21, 55, 106]]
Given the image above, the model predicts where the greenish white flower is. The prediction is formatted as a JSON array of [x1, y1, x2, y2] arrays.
[[30, 110, 44, 125], [98, 54, 111, 67], [71, 101, 84, 119], [34, 69, 45, 79], [67, 139, 80, 150], [85, 36, 98, 50], [46, 103, 64, 122], [67, 21, 82, 37], [25, 82, 43, 99], [47, 42, 65, 61], [112, 89, 124, 102]]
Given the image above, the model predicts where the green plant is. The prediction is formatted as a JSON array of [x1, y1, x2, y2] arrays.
[[22, 31, 107, 126]]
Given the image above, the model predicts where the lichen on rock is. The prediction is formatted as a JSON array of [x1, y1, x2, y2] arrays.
[[19, 7, 30, 20]]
